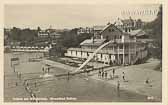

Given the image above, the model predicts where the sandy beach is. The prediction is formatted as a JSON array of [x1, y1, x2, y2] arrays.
[[44, 58, 162, 102]]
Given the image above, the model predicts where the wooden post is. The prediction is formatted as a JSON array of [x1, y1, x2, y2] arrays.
[[117, 45, 119, 64]]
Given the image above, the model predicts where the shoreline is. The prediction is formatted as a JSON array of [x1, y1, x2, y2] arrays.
[[43, 59, 161, 102]]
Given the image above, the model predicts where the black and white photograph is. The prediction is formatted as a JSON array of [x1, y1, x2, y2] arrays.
[[3, 3, 163, 102]]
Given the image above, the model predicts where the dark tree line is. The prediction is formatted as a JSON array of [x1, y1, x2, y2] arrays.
[[58, 28, 92, 48], [5, 27, 38, 46], [49, 28, 92, 57], [143, 5, 162, 60]]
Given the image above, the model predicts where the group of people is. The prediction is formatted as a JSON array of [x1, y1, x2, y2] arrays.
[[23, 80, 39, 102], [42, 66, 50, 74], [98, 67, 121, 93], [98, 68, 108, 79], [98, 68, 117, 80], [14, 70, 38, 102]]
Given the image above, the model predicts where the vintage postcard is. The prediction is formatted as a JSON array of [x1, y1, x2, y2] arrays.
[[1, 0, 168, 104]]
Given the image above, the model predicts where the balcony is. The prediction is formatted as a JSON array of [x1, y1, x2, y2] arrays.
[[67, 48, 137, 54]]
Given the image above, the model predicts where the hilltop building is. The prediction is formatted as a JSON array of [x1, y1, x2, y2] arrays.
[[38, 28, 61, 39], [77, 27, 93, 35]]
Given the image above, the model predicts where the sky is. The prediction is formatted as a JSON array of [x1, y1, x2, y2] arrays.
[[4, 4, 160, 29]]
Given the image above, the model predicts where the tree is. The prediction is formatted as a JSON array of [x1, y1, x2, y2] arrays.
[[8, 27, 38, 46], [143, 5, 162, 60], [37, 26, 41, 32], [59, 28, 92, 48], [10, 27, 21, 41]]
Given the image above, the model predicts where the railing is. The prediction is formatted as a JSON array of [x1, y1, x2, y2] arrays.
[[67, 48, 138, 54], [73, 40, 113, 72]]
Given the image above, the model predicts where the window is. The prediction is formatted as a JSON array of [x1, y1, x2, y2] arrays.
[[109, 28, 115, 32]]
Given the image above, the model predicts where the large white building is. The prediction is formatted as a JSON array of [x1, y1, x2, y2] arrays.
[[65, 18, 148, 65]]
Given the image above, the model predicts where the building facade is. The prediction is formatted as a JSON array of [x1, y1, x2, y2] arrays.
[[38, 30, 49, 37], [38, 29, 61, 38], [65, 18, 148, 65], [77, 27, 94, 35]]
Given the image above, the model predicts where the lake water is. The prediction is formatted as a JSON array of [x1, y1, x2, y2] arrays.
[[4, 52, 149, 102]]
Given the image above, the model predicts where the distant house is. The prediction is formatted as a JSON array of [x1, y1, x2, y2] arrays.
[[49, 31, 61, 39], [114, 17, 143, 32], [77, 27, 93, 35], [93, 25, 106, 39], [38, 29, 61, 39], [38, 30, 49, 37]]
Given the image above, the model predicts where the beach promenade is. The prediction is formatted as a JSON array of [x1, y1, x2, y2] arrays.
[[44, 58, 161, 102]]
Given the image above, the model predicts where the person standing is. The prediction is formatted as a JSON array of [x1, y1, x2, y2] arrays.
[[102, 71, 104, 78], [48, 67, 50, 73], [122, 72, 125, 81], [145, 78, 149, 84], [98, 70, 101, 78], [34, 81, 37, 87], [67, 72, 70, 80], [112, 68, 115, 77], [18, 72, 21, 80], [117, 80, 120, 91], [117, 80, 120, 97], [42, 67, 45, 73], [105, 71, 108, 79], [15, 82, 18, 86]]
